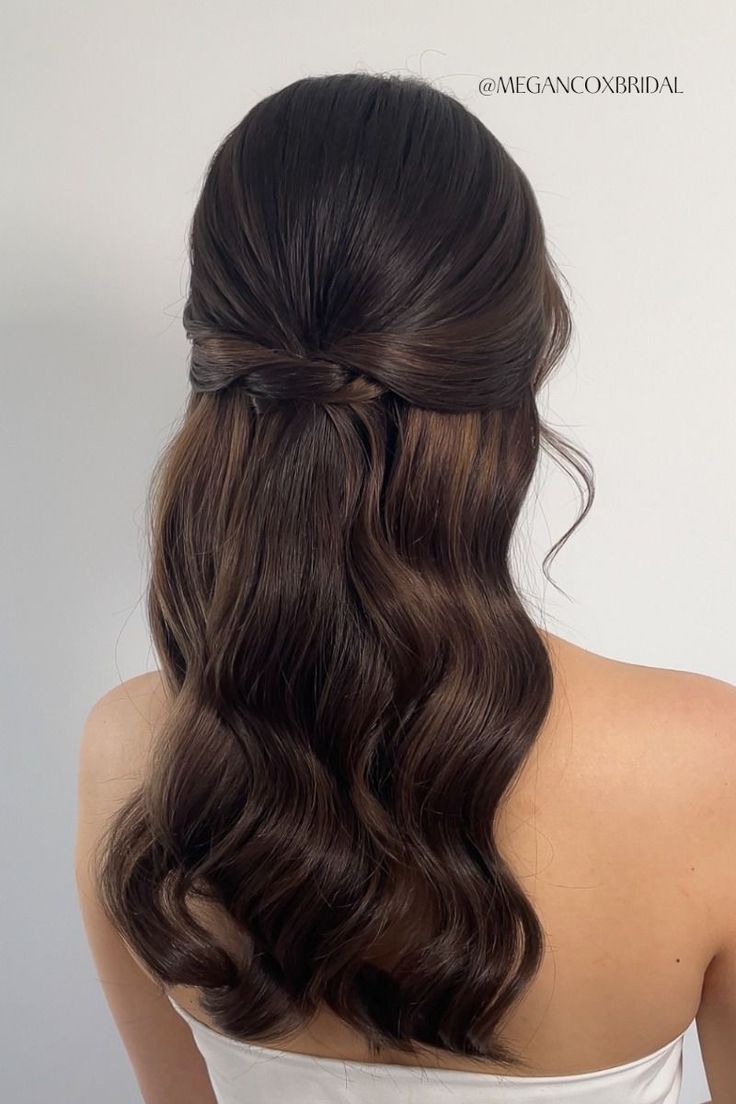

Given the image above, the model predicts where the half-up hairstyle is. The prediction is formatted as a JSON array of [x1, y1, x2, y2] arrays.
[[94, 71, 594, 1071]]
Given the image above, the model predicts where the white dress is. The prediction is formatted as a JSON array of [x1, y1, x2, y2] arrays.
[[168, 994, 686, 1103]]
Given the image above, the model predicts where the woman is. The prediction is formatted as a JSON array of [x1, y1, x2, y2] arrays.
[[74, 72, 735, 1103]]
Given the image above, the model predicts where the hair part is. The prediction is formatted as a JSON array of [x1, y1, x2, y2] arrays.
[[95, 71, 594, 1070]]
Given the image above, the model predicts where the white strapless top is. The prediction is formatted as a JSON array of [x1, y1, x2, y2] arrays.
[[167, 995, 686, 1103]]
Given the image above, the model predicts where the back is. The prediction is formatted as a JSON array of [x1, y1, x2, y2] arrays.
[[164, 633, 732, 1084]]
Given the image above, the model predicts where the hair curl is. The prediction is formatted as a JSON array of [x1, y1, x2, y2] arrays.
[[94, 71, 594, 1071]]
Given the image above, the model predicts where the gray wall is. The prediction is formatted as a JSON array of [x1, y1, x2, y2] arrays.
[[2, 2, 733, 1101]]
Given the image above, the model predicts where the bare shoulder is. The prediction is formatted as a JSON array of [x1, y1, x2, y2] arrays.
[[578, 636, 735, 781], [545, 630, 736, 887], [78, 671, 168, 805], [74, 672, 220, 1104], [544, 630, 735, 764]]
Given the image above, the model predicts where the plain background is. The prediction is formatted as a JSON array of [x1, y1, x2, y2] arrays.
[[2, 2, 734, 1101]]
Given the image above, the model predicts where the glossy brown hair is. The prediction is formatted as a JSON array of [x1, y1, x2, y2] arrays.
[[94, 72, 594, 1070]]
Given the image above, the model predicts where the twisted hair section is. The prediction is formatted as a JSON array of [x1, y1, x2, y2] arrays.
[[185, 318, 387, 407], [94, 72, 594, 1070]]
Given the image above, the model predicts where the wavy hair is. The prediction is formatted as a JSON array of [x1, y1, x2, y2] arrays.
[[94, 72, 594, 1071]]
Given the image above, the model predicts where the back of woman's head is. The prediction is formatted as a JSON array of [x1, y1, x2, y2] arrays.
[[95, 71, 593, 1071]]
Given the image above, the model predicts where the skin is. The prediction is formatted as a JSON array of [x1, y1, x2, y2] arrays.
[[75, 629, 736, 1102]]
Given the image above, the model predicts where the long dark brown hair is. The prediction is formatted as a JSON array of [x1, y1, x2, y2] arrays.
[[94, 72, 594, 1071]]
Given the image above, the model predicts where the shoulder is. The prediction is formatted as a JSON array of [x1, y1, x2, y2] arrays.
[[546, 629, 735, 750], [554, 635, 736, 875], [591, 642, 736, 780], [617, 655, 736, 837], [84, 669, 169, 727], [76, 671, 168, 816], [74, 674, 221, 1103], [543, 631, 735, 824], [74, 672, 168, 946]]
